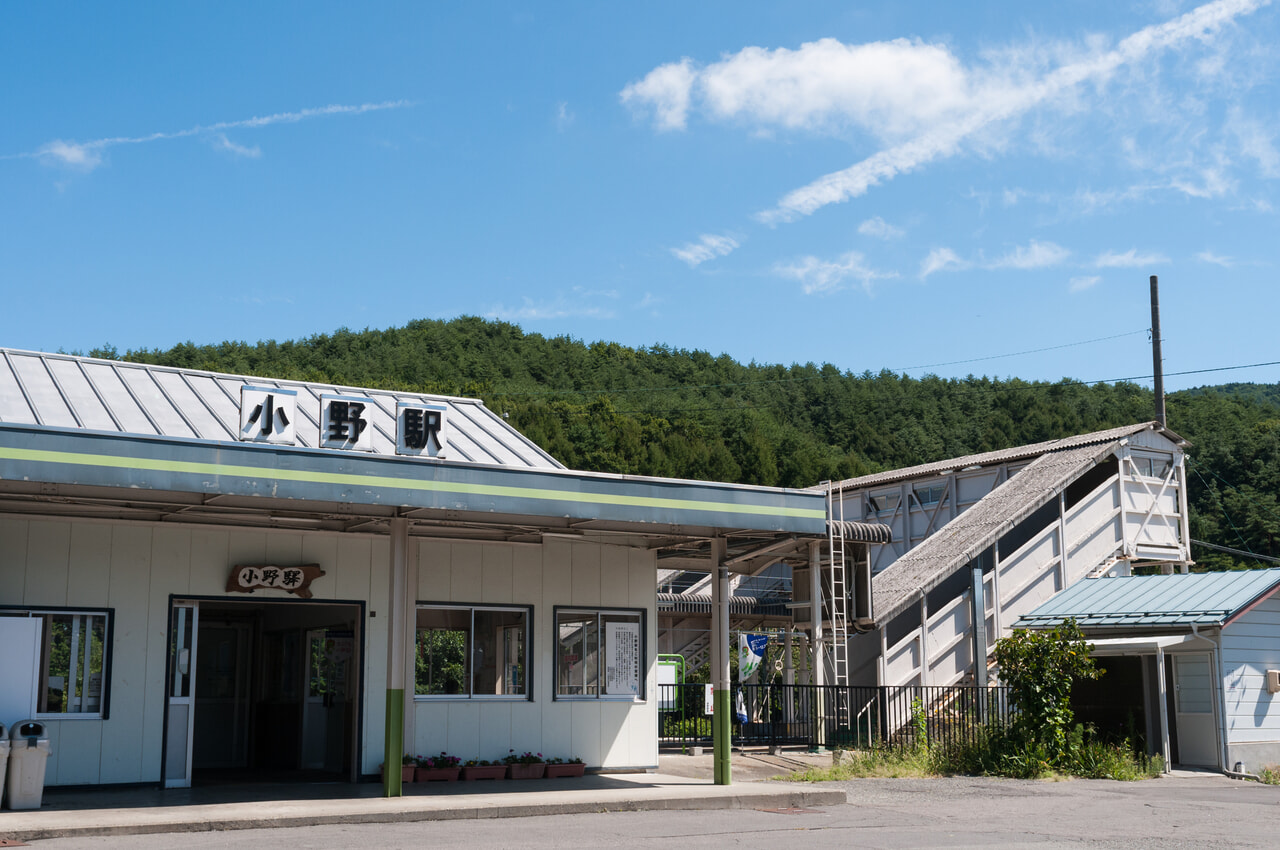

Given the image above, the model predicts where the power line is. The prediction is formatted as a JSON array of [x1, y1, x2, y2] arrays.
[[1191, 539, 1280, 565], [485, 328, 1151, 398], [890, 329, 1148, 373]]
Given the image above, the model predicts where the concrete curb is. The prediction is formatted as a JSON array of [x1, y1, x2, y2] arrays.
[[0, 787, 847, 841]]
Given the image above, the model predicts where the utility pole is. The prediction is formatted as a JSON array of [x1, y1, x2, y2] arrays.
[[1150, 275, 1166, 428]]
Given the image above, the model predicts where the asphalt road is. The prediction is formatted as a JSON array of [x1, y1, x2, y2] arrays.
[[26, 773, 1280, 849]]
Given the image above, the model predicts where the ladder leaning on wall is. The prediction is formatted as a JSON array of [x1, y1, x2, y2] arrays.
[[826, 483, 849, 689]]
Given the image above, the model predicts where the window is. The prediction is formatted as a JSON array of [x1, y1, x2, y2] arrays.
[[555, 608, 645, 700], [867, 492, 900, 515], [0, 609, 111, 718], [1131, 455, 1173, 480], [414, 604, 528, 698], [913, 485, 947, 507]]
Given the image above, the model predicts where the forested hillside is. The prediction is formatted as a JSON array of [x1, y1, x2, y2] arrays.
[[95, 316, 1280, 571]]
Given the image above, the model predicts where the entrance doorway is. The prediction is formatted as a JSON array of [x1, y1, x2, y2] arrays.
[[164, 597, 363, 787]]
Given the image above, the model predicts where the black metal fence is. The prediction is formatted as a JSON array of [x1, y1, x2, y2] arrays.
[[658, 683, 1011, 752]]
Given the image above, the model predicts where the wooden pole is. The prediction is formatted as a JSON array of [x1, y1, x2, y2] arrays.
[[1151, 275, 1167, 428]]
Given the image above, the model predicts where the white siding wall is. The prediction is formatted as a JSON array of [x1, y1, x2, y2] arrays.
[[0, 516, 391, 786], [409, 537, 658, 770], [1221, 595, 1280, 757], [1, 516, 661, 784]]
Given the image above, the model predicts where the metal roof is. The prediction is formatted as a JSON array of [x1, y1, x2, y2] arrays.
[[0, 348, 562, 469], [873, 440, 1117, 626], [1016, 569, 1280, 629], [657, 592, 793, 617], [830, 519, 893, 544], [826, 422, 1187, 492]]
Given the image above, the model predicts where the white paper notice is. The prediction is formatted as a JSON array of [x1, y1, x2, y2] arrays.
[[604, 621, 640, 695]]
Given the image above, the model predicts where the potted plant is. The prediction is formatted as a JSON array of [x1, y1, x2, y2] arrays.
[[544, 756, 586, 778], [401, 753, 417, 784], [461, 759, 507, 781], [503, 750, 546, 779], [415, 752, 461, 782]]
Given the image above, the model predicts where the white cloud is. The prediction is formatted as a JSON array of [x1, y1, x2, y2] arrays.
[[556, 101, 575, 132], [857, 216, 905, 240], [1094, 249, 1171, 267], [919, 247, 970, 279], [23, 100, 411, 173], [612, 0, 1268, 223], [1197, 250, 1235, 266], [620, 59, 696, 131], [1229, 107, 1280, 177], [213, 134, 262, 158], [486, 289, 619, 321], [918, 240, 1068, 278], [774, 251, 897, 294], [36, 140, 102, 170], [1069, 275, 1102, 293], [988, 240, 1070, 270], [671, 233, 739, 267]]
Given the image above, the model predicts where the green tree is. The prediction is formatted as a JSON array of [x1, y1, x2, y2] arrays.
[[993, 619, 1101, 763]]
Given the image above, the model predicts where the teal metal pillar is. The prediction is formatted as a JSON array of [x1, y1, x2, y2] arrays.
[[711, 538, 731, 785], [383, 517, 409, 796]]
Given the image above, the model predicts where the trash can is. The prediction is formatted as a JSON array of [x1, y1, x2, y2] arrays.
[[0, 723, 8, 809], [7, 720, 50, 811]]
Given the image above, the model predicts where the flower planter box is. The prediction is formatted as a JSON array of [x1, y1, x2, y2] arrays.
[[401, 765, 416, 783], [462, 765, 508, 781], [416, 766, 460, 782], [544, 763, 586, 778], [506, 762, 546, 780]]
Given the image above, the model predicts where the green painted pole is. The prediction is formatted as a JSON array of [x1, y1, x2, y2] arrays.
[[384, 517, 410, 797], [713, 688, 731, 784], [383, 688, 404, 796]]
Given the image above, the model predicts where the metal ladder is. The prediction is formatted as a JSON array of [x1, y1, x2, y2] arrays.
[[826, 483, 849, 689]]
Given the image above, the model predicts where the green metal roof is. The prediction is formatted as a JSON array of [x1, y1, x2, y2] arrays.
[[1016, 569, 1280, 629]]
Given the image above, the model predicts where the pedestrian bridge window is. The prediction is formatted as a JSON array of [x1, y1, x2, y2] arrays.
[[414, 604, 529, 699], [0, 608, 111, 719]]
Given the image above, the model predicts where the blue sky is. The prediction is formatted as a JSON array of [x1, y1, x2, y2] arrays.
[[3, 1, 1278, 393]]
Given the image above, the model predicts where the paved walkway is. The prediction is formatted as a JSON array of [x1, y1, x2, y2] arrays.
[[0, 754, 842, 842]]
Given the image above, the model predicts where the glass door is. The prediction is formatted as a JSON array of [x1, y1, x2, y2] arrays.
[[164, 602, 199, 788]]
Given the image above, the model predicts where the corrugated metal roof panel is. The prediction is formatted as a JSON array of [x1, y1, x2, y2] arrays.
[[80, 361, 158, 435], [826, 422, 1188, 492], [872, 441, 1115, 626], [0, 355, 38, 425], [44, 358, 118, 432], [0, 348, 564, 469], [1016, 569, 1280, 629], [12, 354, 78, 428]]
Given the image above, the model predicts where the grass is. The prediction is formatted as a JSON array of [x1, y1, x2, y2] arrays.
[[780, 735, 1164, 783], [780, 748, 936, 781]]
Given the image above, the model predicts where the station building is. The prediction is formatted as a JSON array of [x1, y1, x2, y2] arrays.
[[0, 348, 825, 788]]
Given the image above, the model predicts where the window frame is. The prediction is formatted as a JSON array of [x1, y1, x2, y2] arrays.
[[0, 606, 113, 721], [413, 601, 533, 701], [866, 491, 900, 516], [552, 606, 647, 703]]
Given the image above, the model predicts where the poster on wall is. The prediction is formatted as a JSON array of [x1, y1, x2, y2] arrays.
[[604, 621, 640, 696]]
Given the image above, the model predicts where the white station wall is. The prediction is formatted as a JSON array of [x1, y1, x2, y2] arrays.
[[0, 515, 392, 786], [408, 537, 659, 770], [0, 515, 660, 785]]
